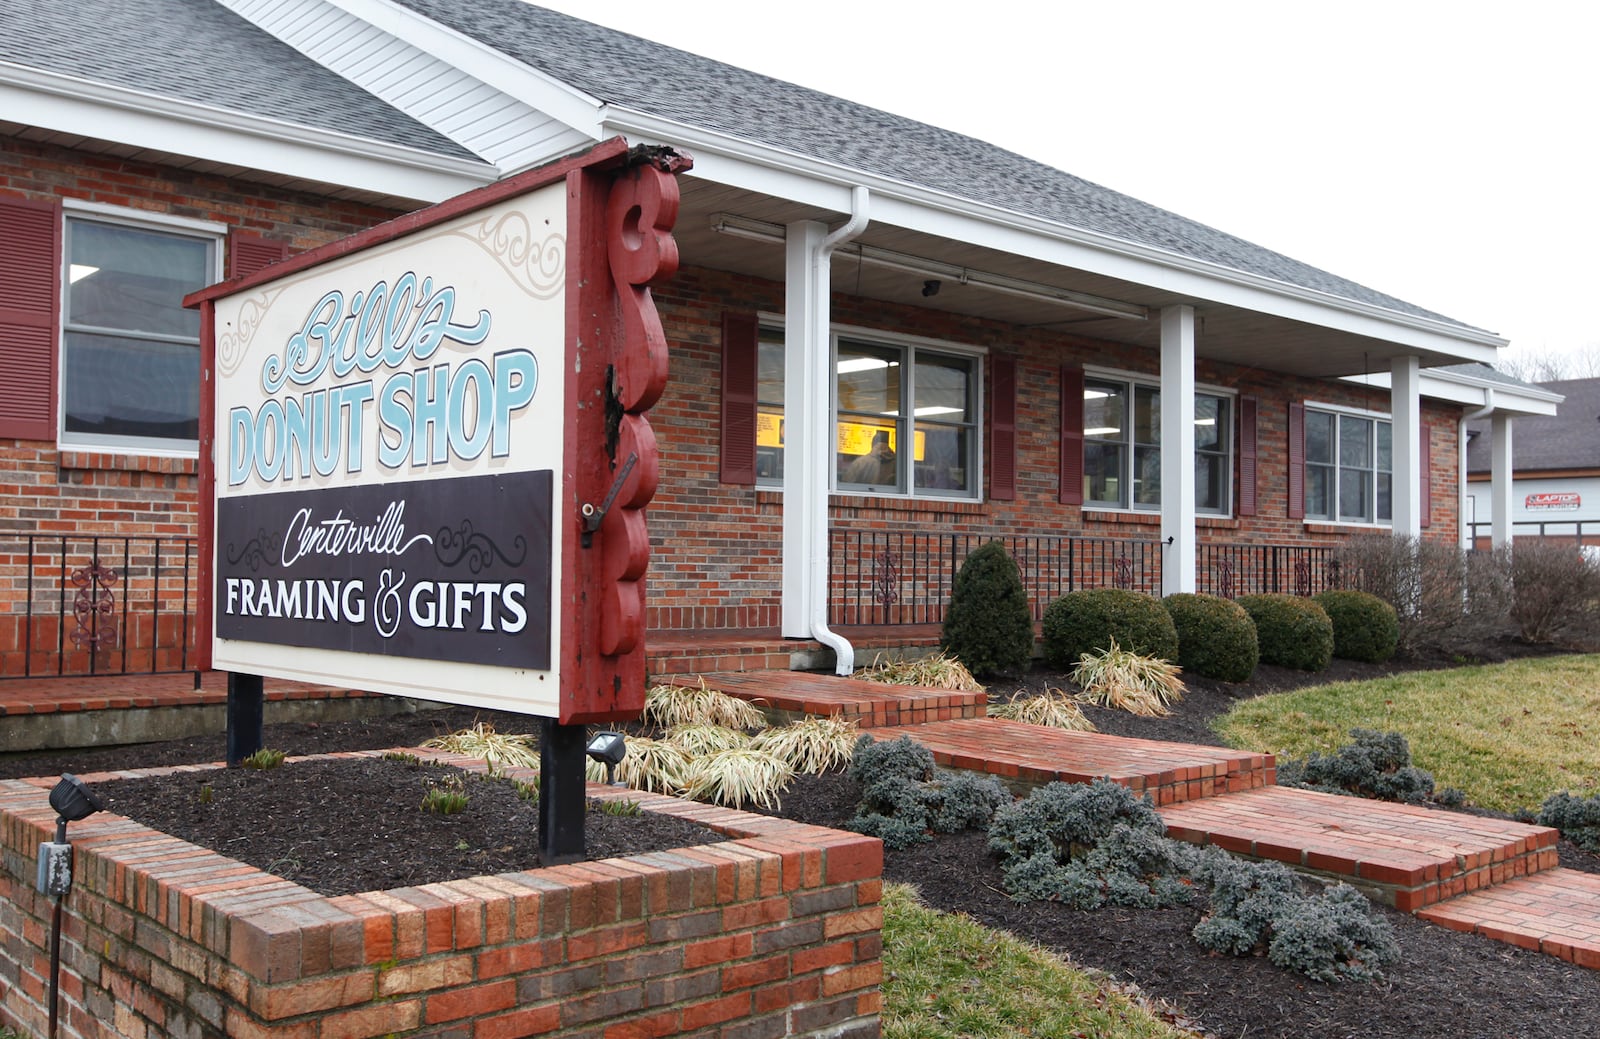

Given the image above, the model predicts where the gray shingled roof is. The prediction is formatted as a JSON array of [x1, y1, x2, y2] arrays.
[[1, 0, 477, 161], [1467, 377, 1600, 473], [393, 0, 1484, 333]]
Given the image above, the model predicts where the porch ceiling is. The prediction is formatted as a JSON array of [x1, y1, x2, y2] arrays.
[[675, 177, 1492, 381]]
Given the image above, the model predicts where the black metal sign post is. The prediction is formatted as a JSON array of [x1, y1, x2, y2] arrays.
[[538, 719, 586, 864], [226, 672, 264, 765]]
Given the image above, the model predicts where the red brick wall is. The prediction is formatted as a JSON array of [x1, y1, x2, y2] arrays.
[[0, 135, 405, 673], [0, 756, 883, 1039]]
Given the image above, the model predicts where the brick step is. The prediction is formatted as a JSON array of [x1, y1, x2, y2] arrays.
[[1417, 868, 1600, 969], [1158, 786, 1560, 911], [875, 717, 1274, 805], [697, 671, 986, 728]]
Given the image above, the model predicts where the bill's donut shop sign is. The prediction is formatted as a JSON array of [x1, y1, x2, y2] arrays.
[[186, 141, 687, 725]]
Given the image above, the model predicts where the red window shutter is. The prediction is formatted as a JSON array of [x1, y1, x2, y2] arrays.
[[1059, 364, 1084, 505], [720, 311, 759, 485], [0, 196, 63, 441], [1287, 402, 1306, 520], [988, 354, 1017, 501], [227, 231, 288, 279], [1237, 395, 1258, 516], [1420, 422, 1432, 528]]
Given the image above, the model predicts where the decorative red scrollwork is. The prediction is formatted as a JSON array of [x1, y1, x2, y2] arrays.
[[70, 558, 119, 651], [598, 154, 684, 657]]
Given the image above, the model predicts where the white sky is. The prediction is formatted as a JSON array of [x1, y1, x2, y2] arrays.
[[536, 0, 1598, 366]]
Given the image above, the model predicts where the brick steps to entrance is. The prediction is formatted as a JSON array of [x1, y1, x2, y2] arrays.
[[708, 669, 1596, 970], [697, 671, 985, 728], [1158, 785, 1561, 911], [1417, 869, 1600, 968], [877, 717, 1274, 805]]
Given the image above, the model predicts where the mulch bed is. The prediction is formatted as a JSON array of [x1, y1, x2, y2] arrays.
[[4, 644, 1599, 1037]]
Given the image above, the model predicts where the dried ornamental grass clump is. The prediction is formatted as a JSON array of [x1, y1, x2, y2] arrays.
[[422, 723, 540, 776], [678, 747, 795, 810], [644, 679, 768, 730], [987, 688, 1097, 731], [854, 652, 984, 692], [752, 715, 859, 774], [664, 722, 752, 757], [1071, 639, 1184, 717]]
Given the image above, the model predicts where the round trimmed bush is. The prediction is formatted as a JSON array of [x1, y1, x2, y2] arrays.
[[1162, 593, 1259, 682], [1041, 588, 1178, 668], [1313, 589, 1399, 663], [1236, 594, 1333, 672], [941, 541, 1034, 677]]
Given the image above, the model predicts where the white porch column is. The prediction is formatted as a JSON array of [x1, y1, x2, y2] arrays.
[[780, 220, 828, 638], [1490, 413, 1515, 548], [1390, 355, 1422, 539], [1160, 305, 1196, 596]]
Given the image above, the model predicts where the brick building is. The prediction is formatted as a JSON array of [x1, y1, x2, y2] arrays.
[[0, 0, 1558, 677]]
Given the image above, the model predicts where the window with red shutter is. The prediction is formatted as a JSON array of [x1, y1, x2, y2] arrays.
[[0, 197, 63, 441]]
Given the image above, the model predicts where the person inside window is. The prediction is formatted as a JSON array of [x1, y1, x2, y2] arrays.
[[845, 430, 896, 484]]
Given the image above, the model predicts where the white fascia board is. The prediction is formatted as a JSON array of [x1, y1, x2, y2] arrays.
[[0, 65, 496, 203], [607, 107, 1506, 362], [324, 0, 607, 140], [1344, 370, 1562, 416]]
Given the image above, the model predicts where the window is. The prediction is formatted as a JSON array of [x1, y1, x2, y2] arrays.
[[1305, 409, 1392, 523], [1082, 376, 1232, 514], [61, 213, 218, 447], [834, 339, 976, 497], [746, 325, 980, 499]]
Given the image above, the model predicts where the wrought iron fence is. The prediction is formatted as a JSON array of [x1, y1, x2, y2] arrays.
[[0, 535, 198, 678], [1195, 542, 1348, 599], [828, 529, 1164, 626]]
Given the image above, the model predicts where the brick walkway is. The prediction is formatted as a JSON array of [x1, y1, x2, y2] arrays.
[[702, 669, 1600, 971]]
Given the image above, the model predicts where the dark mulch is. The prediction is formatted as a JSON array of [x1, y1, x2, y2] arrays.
[[4, 642, 1599, 1038]]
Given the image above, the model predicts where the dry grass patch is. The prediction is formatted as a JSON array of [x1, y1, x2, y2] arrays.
[[855, 652, 985, 692], [752, 715, 859, 774], [420, 723, 540, 776], [1214, 655, 1600, 813], [644, 679, 768, 730], [988, 688, 1098, 731], [1072, 639, 1184, 717]]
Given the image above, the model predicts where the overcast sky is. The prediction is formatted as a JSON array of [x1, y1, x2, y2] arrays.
[[536, 0, 1597, 367]]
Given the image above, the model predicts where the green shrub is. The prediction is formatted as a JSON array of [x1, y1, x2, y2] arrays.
[[1536, 790, 1600, 852], [987, 779, 1195, 908], [846, 735, 1009, 849], [1162, 593, 1259, 682], [1313, 589, 1399, 663], [941, 541, 1035, 677], [1236, 594, 1332, 672], [1041, 589, 1178, 669], [1276, 728, 1438, 804], [1190, 848, 1400, 983]]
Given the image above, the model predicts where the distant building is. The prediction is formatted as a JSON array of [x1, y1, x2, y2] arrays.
[[1466, 376, 1600, 548]]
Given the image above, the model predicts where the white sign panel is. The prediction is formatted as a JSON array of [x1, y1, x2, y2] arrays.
[[209, 185, 566, 714]]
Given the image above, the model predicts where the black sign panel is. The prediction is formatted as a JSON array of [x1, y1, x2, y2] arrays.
[[216, 471, 552, 669]]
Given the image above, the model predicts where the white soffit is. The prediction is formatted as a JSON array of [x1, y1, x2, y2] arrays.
[[1344, 371, 1562, 417], [0, 62, 495, 203], [219, 0, 595, 173], [609, 107, 1507, 366]]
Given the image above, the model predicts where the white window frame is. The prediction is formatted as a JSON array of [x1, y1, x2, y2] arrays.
[[753, 318, 986, 501], [1303, 401, 1393, 527], [1082, 367, 1236, 516], [58, 200, 225, 457]]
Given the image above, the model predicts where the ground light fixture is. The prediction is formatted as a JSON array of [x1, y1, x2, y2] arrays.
[[586, 730, 627, 786], [38, 774, 103, 1039]]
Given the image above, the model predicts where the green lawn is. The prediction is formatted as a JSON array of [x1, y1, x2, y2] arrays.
[[1214, 654, 1600, 813], [880, 884, 1192, 1039]]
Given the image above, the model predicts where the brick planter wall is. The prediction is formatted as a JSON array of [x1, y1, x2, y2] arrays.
[[0, 753, 883, 1039]]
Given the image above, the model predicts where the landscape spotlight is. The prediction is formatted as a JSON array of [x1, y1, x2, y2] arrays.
[[586, 731, 627, 786], [49, 774, 103, 826]]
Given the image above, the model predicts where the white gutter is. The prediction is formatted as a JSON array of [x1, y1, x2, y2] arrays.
[[807, 186, 870, 675], [600, 105, 1507, 357]]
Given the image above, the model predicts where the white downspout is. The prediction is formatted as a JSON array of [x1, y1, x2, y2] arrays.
[[810, 186, 869, 675], [1460, 390, 1494, 551]]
